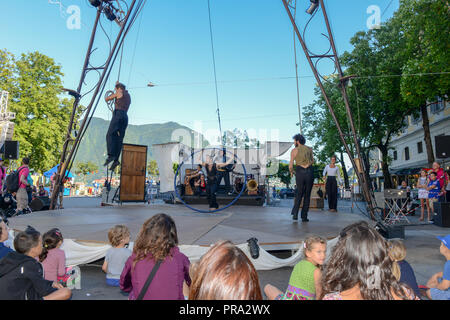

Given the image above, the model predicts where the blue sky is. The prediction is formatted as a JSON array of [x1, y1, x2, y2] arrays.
[[2, 0, 398, 150]]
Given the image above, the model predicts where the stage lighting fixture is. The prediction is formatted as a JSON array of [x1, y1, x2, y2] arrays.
[[89, 0, 101, 7], [104, 6, 117, 21], [306, 0, 319, 15]]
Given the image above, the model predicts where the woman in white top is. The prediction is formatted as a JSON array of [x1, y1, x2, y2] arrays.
[[323, 155, 342, 212]]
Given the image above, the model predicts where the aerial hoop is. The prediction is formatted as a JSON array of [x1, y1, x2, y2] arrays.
[[173, 148, 247, 214]]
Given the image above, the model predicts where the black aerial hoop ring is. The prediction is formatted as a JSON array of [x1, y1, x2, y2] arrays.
[[173, 147, 248, 214]]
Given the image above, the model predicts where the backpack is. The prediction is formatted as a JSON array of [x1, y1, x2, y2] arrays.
[[6, 167, 25, 193]]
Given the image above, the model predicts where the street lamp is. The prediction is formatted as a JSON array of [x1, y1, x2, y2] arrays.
[[306, 0, 319, 14]]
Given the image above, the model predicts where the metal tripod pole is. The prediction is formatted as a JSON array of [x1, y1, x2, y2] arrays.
[[281, 0, 376, 219]]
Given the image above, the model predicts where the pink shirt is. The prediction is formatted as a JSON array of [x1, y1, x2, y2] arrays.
[[41, 248, 66, 282], [0, 167, 5, 190], [18, 166, 30, 189]]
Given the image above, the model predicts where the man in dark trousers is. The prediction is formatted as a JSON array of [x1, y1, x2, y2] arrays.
[[289, 134, 314, 222], [104, 82, 131, 171]]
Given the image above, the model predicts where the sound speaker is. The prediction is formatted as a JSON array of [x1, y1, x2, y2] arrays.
[[435, 135, 450, 159], [375, 222, 405, 239], [4, 141, 19, 160], [433, 202, 450, 228]]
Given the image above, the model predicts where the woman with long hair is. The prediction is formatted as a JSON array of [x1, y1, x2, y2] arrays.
[[120, 214, 191, 300], [189, 240, 262, 300], [323, 155, 341, 212], [321, 221, 418, 300]]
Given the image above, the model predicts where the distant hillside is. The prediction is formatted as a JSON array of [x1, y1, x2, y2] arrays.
[[74, 117, 204, 168]]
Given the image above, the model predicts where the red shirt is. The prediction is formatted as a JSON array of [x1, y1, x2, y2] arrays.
[[434, 168, 447, 190], [18, 165, 30, 189]]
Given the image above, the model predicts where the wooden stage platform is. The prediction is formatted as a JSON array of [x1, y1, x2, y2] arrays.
[[8, 201, 370, 250]]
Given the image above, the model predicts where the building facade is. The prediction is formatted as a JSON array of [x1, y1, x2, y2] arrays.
[[389, 98, 449, 172]]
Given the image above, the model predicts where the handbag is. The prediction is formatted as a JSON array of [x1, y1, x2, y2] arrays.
[[136, 261, 162, 300]]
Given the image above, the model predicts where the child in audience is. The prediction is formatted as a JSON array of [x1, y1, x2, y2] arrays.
[[102, 225, 131, 287], [0, 226, 71, 300], [321, 222, 417, 300], [417, 170, 430, 221], [427, 172, 442, 221], [425, 235, 450, 300], [388, 240, 420, 297], [39, 228, 66, 282], [0, 218, 13, 260], [189, 240, 262, 300], [120, 214, 191, 300], [264, 236, 327, 300]]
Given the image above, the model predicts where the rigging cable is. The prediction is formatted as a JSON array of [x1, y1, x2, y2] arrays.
[[291, 0, 302, 134], [206, 0, 223, 145]]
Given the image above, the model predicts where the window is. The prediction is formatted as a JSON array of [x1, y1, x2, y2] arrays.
[[417, 141, 423, 154], [430, 97, 445, 114], [393, 150, 398, 161], [405, 147, 410, 161]]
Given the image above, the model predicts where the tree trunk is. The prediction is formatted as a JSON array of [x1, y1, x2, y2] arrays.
[[378, 145, 393, 189], [339, 151, 350, 189], [421, 104, 435, 167], [363, 148, 373, 192]]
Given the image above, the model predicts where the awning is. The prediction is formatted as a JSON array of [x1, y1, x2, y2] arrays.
[[390, 167, 422, 176], [43, 164, 74, 178]]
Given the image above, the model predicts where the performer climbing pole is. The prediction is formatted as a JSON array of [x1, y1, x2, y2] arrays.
[[104, 82, 131, 171]]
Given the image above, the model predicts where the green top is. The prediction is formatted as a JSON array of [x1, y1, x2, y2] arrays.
[[288, 259, 317, 294], [294, 145, 313, 167]]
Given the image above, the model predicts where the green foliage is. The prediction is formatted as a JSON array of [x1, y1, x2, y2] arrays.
[[172, 162, 179, 174], [147, 159, 159, 176], [74, 161, 99, 176], [276, 162, 291, 188], [395, 0, 450, 106], [0, 50, 74, 172]]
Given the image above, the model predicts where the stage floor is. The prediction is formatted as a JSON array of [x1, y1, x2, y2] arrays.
[[8, 200, 372, 248]]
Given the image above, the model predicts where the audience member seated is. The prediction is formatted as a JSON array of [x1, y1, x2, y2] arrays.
[[264, 236, 326, 300], [37, 185, 48, 197], [321, 221, 418, 300], [188, 240, 262, 300], [425, 235, 450, 300], [0, 226, 71, 300], [388, 240, 420, 297], [194, 175, 207, 196], [120, 214, 191, 300], [0, 218, 13, 260], [102, 225, 131, 288]]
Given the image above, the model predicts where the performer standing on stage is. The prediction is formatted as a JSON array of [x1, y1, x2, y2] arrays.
[[104, 82, 131, 171], [202, 154, 235, 211], [216, 149, 233, 195], [323, 155, 342, 212], [289, 134, 314, 222]]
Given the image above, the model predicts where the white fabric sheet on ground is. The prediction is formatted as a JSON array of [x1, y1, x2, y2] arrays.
[[59, 237, 338, 270]]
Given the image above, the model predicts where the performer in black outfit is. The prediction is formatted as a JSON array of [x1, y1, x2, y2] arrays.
[[216, 149, 233, 195], [104, 82, 131, 171], [289, 134, 314, 222], [202, 154, 235, 211], [203, 156, 219, 210]]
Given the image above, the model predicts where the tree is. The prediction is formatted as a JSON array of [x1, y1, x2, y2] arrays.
[[222, 129, 260, 149], [276, 163, 291, 188], [147, 159, 159, 177], [0, 50, 75, 172], [303, 83, 354, 189], [74, 161, 98, 183], [394, 0, 450, 166]]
